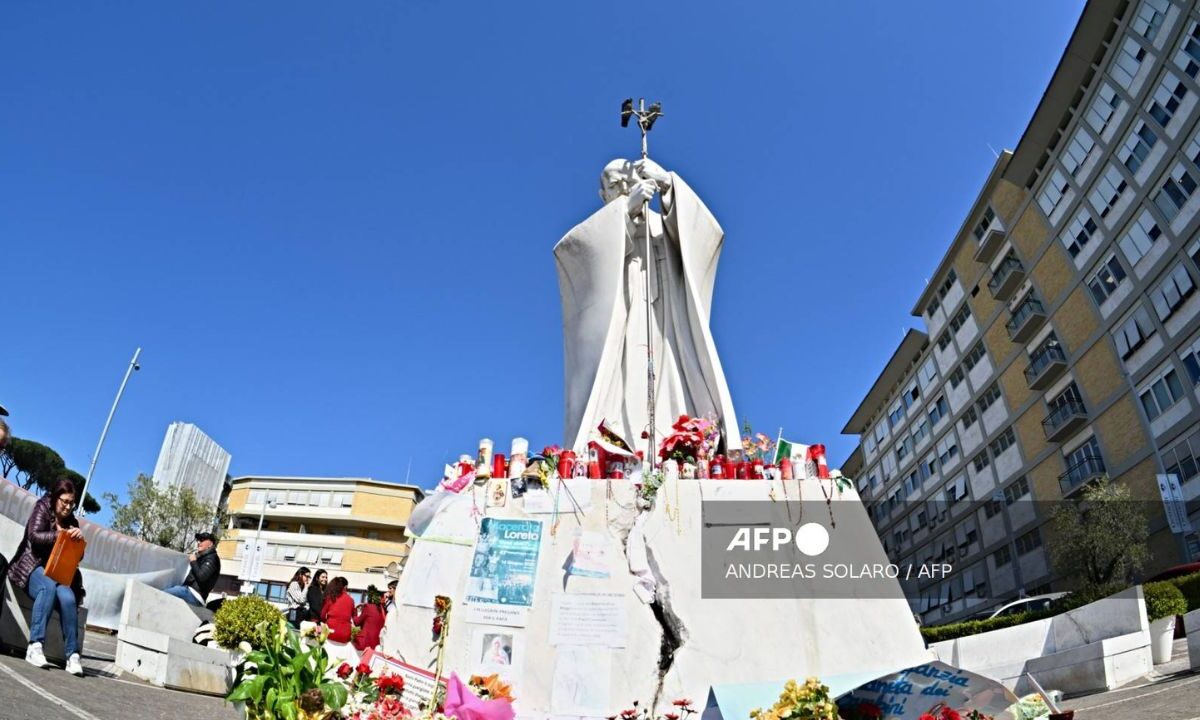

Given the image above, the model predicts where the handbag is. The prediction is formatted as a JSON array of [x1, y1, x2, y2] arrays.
[[45, 531, 86, 586]]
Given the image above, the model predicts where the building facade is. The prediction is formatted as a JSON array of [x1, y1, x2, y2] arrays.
[[152, 422, 231, 511], [215, 475, 424, 605], [843, 0, 1200, 625]]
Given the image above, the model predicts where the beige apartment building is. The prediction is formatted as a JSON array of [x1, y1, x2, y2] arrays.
[[843, 0, 1200, 624], [214, 475, 424, 604]]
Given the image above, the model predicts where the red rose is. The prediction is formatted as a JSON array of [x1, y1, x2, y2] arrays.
[[919, 714, 937, 720], [357, 662, 371, 676], [337, 662, 353, 679], [432, 616, 443, 638], [672, 699, 693, 708], [666, 714, 680, 720], [621, 710, 637, 719], [941, 710, 962, 720], [859, 703, 883, 719]]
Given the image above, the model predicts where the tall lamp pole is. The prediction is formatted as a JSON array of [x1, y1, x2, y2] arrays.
[[80, 347, 142, 515]]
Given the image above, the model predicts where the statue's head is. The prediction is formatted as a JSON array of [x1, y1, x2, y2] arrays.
[[599, 158, 636, 204]]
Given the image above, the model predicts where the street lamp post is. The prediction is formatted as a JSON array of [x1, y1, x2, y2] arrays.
[[80, 347, 142, 515], [241, 498, 276, 595]]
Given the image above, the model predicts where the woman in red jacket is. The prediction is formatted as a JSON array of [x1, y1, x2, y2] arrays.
[[321, 576, 354, 643], [352, 585, 386, 652]]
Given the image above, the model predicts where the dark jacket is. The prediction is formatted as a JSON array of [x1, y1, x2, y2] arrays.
[[7, 496, 85, 603], [306, 583, 325, 622], [184, 546, 221, 602]]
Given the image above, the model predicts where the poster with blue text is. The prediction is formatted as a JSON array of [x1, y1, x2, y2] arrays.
[[463, 517, 544, 627]]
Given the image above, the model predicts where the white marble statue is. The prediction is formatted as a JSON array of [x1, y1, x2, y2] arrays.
[[555, 158, 739, 453]]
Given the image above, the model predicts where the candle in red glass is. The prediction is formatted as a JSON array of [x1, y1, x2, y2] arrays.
[[587, 444, 602, 479], [492, 453, 506, 480], [559, 450, 576, 480], [711, 456, 725, 479], [736, 461, 749, 480], [697, 458, 710, 479], [780, 458, 793, 480], [752, 460, 765, 479]]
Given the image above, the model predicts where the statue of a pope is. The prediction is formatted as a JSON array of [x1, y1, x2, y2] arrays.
[[555, 157, 739, 454]]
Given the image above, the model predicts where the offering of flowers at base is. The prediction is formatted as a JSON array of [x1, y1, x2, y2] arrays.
[[751, 678, 837, 720], [441, 672, 515, 720]]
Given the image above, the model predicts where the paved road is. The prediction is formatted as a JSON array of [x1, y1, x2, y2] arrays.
[[1063, 637, 1198, 720], [0, 630, 237, 720]]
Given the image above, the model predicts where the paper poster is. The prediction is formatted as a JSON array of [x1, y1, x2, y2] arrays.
[[401, 541, 472, 609], [549, 592, 626, 647], [563, 530, 611, 579], [551, 645, 611, 716], [522, 479, 593, 514], [838, 661, 1019, 720], [488, 478, 509, 508], [470, 627, 524, 683], [464, 517, 544, 627], [362, 649, 446, 712]]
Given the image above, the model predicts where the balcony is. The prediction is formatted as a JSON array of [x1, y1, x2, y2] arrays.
[[1042, 399, 1088, 443], [974, 227, 1008, 264], [988, 256, 1027, 301], [1059, 455, 1107, 497], [1025, 344, 1067, 390], [1006, 297, 1047, 343]]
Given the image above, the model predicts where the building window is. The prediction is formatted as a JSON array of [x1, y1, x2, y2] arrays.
[[919, 357, 939, 389], [873, 420, 888, 446], [1039, 169, 1071, 216], [929, 396, 950, 425], [948, 304, 973, 334], [902, 381, 921, 410], [1133, 0, 1169, 42], [927, 269, 959, 319], [973, 207, 996, 242], [1049, 382, 1084, 416], [1176, 20, 1200, 78], [912, 417, 930, 445], [1140, 367, 1186, 421], [1114, 305, 1156, 359], [882, 451, 898, 481], [1120, 121, 1158, 174], [919, 454, 939, 482], [1154, 164, 1198, 220], [1148, 70, 1188, 128], [897, 434, 915, 463], [1063, 128, 1096, 177], [248, 489, 265, 505], [937, 434, 960, 467], [977, 383, 1002, 413], [962, 342, 987, 372], [1151, 262, 1196, 320], [972, 451, 990, 473], [1003, 476, 1030, 505], [994, 545, 1013, 567], [1087, 253, 1128, 304], [1066, 436, 1104, 474], [1063, 208, 1099, 258], [1111, 36, 1148, 89], [990, 427, 1017, 459], [1015, 528, 1043, 556], [1118, 208, 1162, 265], [1089, 164, 1129, 219], [936, 331, 952, 351], [948, 367, 965, 388], [1164, 429, 1200, 484], [1181, 336, 1200, 384], [889, 399, 906, 428], [962, 405, 979, 430], [1086, 82, 1123, 134]]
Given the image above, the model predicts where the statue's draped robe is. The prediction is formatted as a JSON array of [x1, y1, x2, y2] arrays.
[[555, 172, 739, 452]]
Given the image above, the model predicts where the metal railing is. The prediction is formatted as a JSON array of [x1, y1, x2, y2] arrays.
[[1024, 344, 1067, 383], [988, 255, 1025, 293], [1042, 399, 1087, 436], [1059, 455, 1107, 495], [1006, 297, 1046, 335]]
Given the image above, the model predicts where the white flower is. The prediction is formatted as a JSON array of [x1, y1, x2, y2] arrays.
[[238, 641, 253, 654]]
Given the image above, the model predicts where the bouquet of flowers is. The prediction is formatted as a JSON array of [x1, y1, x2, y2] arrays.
[[610, 698, 696, 720], [750, 678, 837, 720], [740, 421, 775, 464], [658, 414, 720, 464]]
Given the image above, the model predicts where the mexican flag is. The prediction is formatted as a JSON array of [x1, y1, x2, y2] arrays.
[[774, 439, 829, 479]]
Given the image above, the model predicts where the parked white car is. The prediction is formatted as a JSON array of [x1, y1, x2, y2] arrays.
[[982, 592, 1070, 620]]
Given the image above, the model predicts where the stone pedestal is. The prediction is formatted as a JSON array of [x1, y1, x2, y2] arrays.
[[382, 478, 931, 717]]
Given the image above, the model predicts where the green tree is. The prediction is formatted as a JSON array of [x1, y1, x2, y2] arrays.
[[103, 474, 218, 551], [1048, 477, 1150, 590], [0, 437, 101, 513]]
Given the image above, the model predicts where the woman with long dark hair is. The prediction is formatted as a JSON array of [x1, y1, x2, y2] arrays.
[[306, 569, 327, 622], [7, 478, 85, 675], [352, 585, 385, 652], [321, 576, 354, 643], [285, 566, 310, 627]]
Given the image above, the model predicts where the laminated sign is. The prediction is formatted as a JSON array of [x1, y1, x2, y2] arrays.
[[464, 518, 544, 627]]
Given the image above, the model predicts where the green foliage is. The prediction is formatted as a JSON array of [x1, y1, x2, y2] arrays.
[[1048, 477, 1150, 590], [214, 595, 284, 651], [1170, 571, 1200, 611], [919, 583, 1125, 644], [227, 617, 348, 720], [1144, 581, 1187, 621], [0, 437, 100, 512], [102, 473, 217, 551]]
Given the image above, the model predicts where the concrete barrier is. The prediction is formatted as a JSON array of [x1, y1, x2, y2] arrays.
[[115, 579, 233, 695], [1183, 608, 1200, 670], [930, 586, 1151, 696]]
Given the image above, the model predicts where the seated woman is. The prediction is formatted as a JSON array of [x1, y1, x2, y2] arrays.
[[7, 478, 86, 675], [352, 585, 385, 652], [320, 576, 359, 666]]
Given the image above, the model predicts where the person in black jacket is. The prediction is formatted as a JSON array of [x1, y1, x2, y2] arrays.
[[163, 532, 222, 607], [306, 569, 328, 622]]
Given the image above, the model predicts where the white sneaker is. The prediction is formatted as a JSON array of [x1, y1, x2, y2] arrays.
[[24, 642, 49, 668], [65, 653, 83, 676]]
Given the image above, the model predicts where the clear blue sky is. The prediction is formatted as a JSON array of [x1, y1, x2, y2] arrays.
[[1, 1, 1084, 523]]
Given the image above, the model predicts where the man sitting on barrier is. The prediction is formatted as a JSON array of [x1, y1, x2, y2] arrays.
[[162, 532, 221, 608]]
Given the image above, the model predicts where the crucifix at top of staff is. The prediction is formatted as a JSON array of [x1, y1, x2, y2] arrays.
[[620, 97, 664, 470]]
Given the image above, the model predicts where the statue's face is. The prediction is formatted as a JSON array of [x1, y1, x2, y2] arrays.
[[599, 159, 635, 203]]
